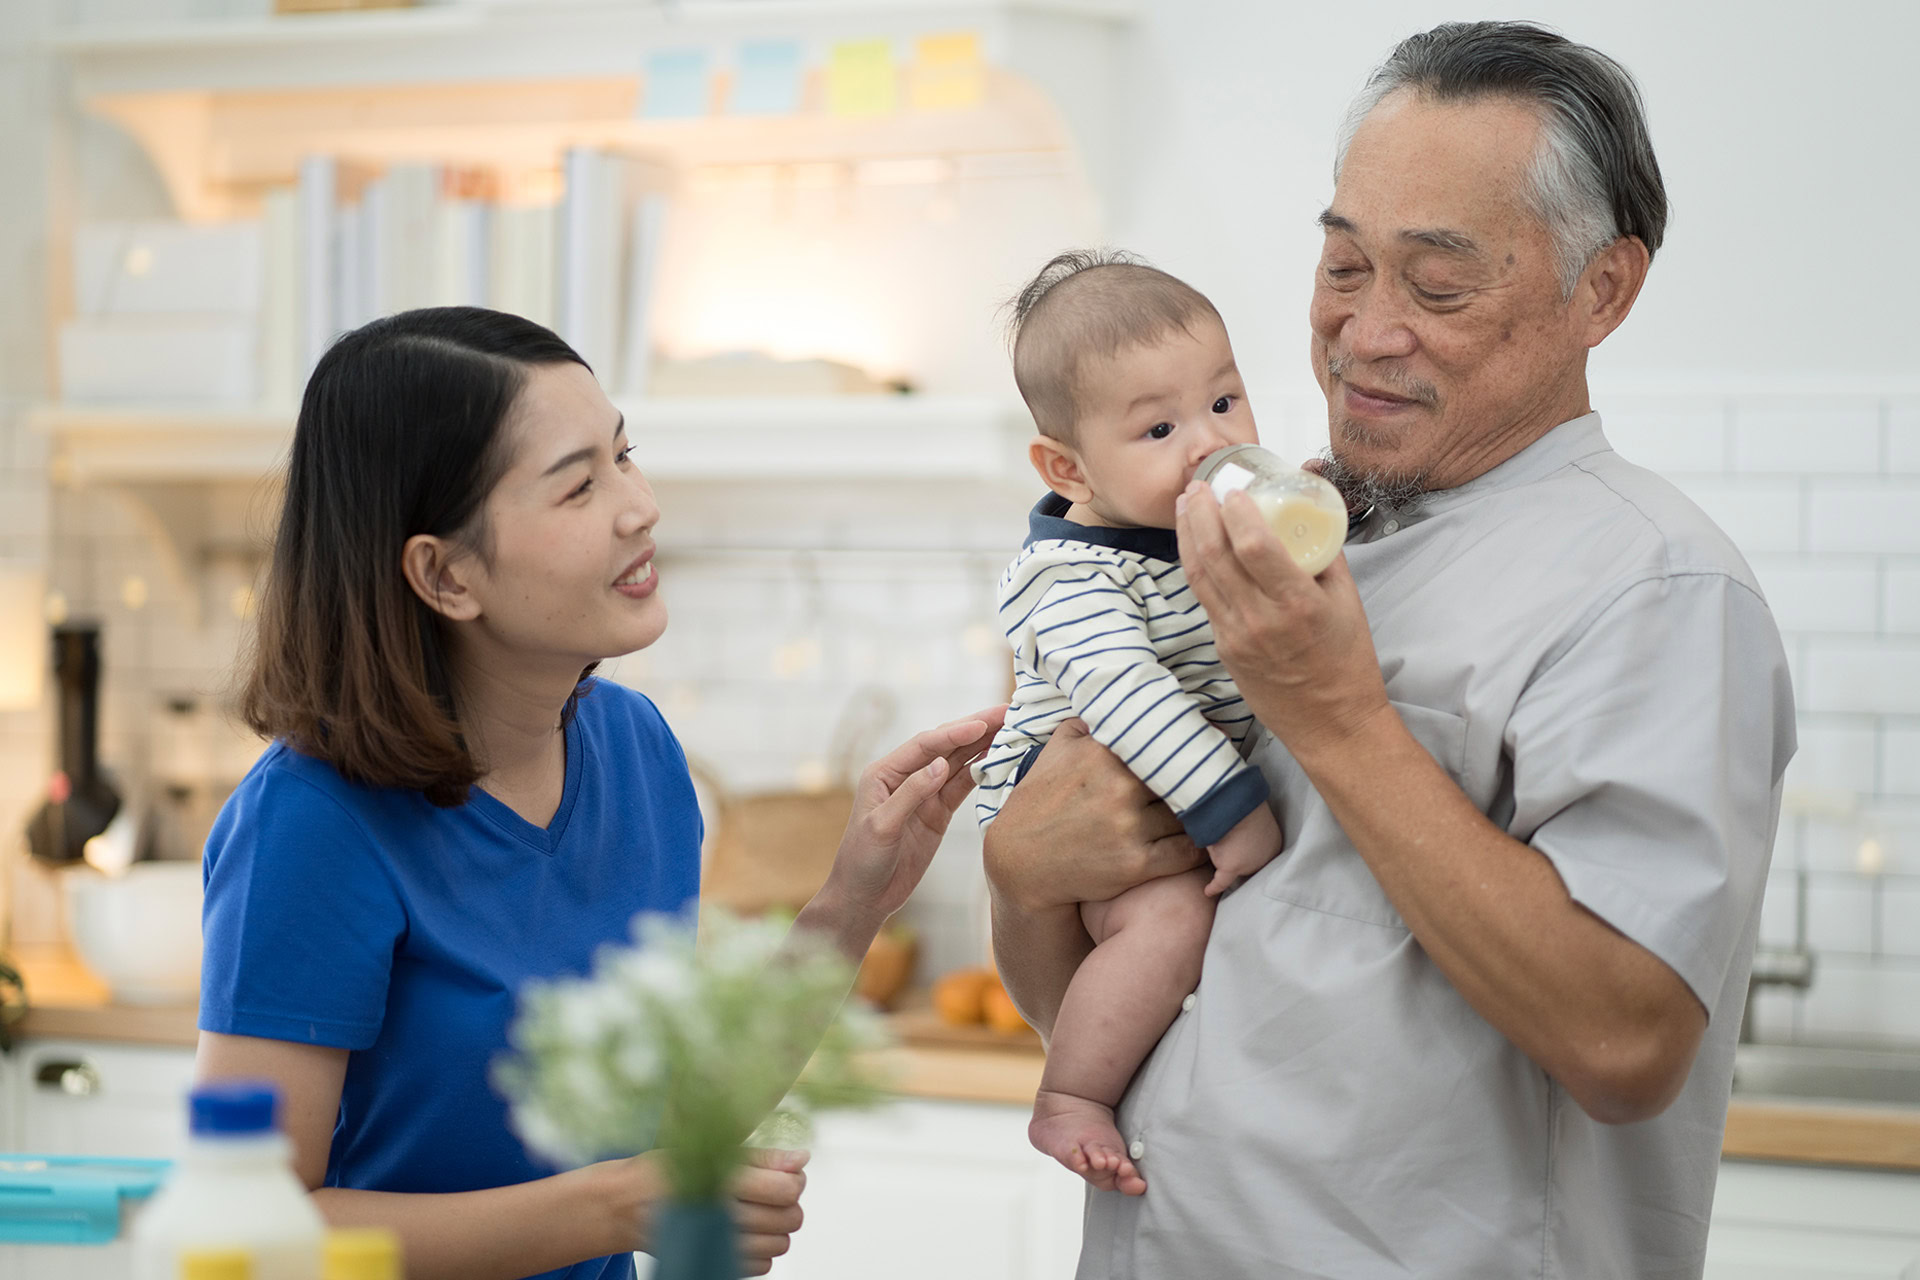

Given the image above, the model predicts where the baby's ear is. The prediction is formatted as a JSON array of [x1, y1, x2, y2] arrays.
[[1029, 435, 1093, 504]]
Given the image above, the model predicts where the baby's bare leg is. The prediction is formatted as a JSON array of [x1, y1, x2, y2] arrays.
[[1030, 867, 1214, 1195]]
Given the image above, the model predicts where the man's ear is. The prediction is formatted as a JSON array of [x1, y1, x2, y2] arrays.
[[1029, 435, 1094, 504], [1574, 235, 1651, 350], [401, 534, 483, 623]]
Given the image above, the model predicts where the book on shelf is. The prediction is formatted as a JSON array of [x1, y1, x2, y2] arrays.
[[558, 147, 671, 396]]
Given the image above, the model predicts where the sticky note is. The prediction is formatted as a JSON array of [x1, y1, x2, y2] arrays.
[[827, 38, 896, 117], [643, 48, 711, 119], [910, 31, 984, 111], [731, 39, 804, 115]]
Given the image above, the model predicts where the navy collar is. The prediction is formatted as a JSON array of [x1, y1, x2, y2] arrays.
[[1024, 493, 1180, 563]]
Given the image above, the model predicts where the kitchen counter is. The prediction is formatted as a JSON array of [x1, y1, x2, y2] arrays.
[[13, 947, 1920, 1171]]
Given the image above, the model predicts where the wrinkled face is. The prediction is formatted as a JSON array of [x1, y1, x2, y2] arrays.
[[1310, 91, 1592, 496], [1071, 316, 1260, 529], [461, 361, 666, 670]]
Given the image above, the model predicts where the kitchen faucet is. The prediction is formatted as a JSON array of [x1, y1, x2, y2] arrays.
[[1740, 867, 1815, 1044]]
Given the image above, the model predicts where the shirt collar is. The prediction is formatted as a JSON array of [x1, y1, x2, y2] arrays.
[[1024, 492, 1181, 563], [1373, 412, 1613, 524]]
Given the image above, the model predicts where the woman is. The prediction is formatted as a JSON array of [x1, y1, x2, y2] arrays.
[[196, 308, 999, 1280]]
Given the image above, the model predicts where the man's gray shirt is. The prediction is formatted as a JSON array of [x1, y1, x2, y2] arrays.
[[1077, 414, 1796, 1280]]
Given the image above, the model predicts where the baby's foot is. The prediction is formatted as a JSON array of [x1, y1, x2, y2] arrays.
[[1031, 1088, 1147, 1195]]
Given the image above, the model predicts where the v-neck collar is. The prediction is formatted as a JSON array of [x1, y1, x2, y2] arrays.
[[464, 713, 584, 856]]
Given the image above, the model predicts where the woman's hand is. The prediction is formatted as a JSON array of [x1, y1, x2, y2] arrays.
[[730, 1148, 809, 1276], [804, 706, 1004, 953], [982, 720, 1204, 913]]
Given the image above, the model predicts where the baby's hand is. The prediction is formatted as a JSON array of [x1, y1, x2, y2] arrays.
[[1204, 804, 1283, 896]]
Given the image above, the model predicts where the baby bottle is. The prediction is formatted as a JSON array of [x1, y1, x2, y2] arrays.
[[1192, 445, 1349, 575]]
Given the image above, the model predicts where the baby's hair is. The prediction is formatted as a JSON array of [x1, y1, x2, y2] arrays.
[[1005, 249, 1224, 443]]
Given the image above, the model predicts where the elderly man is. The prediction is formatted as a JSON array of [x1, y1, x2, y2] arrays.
[[984, 21, 1796, 1279]]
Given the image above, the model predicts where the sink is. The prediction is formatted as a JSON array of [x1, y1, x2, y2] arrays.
[[1731, 1042, 1920, 1108]]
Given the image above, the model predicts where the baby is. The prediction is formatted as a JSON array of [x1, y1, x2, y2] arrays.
[[973, 250, 1283, 1194]]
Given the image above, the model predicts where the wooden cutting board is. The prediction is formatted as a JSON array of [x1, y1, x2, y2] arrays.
[[889, 998, 1045, 1055]]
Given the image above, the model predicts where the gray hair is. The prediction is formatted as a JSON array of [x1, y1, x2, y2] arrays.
[[1335, 22, 1667, 298]]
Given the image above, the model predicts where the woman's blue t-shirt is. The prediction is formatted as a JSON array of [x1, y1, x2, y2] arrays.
[[200, 679, 701, 1280]]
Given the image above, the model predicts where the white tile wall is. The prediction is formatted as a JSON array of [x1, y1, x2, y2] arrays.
[[1606, 389, 1920, 1047]]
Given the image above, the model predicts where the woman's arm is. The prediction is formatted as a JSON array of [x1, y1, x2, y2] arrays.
[[196, 1032, 804, 1278]]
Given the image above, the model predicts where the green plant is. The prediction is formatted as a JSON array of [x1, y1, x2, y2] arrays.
[[493, 910, 891, 1201]]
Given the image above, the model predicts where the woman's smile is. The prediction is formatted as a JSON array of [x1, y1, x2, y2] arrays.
[[613, 549, 657, 599]]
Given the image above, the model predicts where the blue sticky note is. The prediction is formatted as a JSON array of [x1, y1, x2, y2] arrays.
[[731, 39, 803, 116], [644, 48, 711, 119]]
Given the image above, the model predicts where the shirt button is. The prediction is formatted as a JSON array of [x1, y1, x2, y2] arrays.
[[1181, 994, 1196, 1012], [1383, 518, 1401, 534], [1128, 1139, 1145, 1160]]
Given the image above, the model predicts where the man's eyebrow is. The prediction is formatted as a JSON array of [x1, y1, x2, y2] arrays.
[[541, 414, 626, 478], [1401, 227, 1479, 254], [1318, 210, 1479, 255]]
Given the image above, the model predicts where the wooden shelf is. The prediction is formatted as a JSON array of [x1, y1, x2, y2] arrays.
[[49, 0, 1133, 222], [31, 395, 1032, 486]]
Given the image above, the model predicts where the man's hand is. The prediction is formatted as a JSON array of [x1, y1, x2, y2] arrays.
[[983, 719, 1205, 913], [1174, 483, 1392, 766]]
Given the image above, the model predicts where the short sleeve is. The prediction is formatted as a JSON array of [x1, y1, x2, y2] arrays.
[[1505, 572, 1796, 1013], [199, 756, 409, 1049]]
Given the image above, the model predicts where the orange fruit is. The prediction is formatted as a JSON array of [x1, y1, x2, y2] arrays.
[[981, 979, 1029, 1035], [931, 967, 996, 1026]]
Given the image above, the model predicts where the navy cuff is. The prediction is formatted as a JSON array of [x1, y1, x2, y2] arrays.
[[1178, 767, 1270, 847]]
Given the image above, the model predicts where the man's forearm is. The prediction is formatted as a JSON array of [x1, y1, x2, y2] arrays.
[[1293, 705, 1705, 1122]]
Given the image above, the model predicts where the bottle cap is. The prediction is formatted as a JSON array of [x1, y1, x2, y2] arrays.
[[179, 1247, 252, 1280], [324, 1226, 403, 1280], [188, 1081, 279, 1136]]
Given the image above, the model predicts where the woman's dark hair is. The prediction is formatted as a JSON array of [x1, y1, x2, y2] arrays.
[[241, 307, 592, 806]]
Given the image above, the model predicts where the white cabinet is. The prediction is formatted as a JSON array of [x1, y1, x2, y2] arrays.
[[0, 1038, 196, 1280], [1706, 1159, 1920, 1279], [767, 1099, 1082, 1280], [10, 1038, 197, 1159]]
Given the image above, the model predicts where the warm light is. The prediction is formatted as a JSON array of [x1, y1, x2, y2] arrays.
[[120, 575, 149, 611], [45, 589, 69, 625], [793, 758, 832, 793], [1857, 837, 1887, 877], [124, 245, 155, 277], [229, 585, 255, 619], [0, 568, 47, 710]]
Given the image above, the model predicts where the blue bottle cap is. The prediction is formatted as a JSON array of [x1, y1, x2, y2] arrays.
[[188, 1081, 279, 1136]]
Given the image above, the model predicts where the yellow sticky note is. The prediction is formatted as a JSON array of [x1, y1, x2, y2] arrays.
[[828, 38, 897, 117], [910, 31, 984, 111]]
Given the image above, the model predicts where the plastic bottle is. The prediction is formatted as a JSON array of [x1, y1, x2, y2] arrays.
[[133, 1081, 325, 1280], [1193, 444, 1351, 575], [322, 1227, 403, 1280], [180, 1248, 254, 1280]]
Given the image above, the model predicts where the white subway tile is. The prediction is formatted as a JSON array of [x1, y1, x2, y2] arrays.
[[1806, 878, 1875, 952], [1880, 884, 1920, 959], [1800, 815, 1920, 876], [1889, 402, 1920, 475], [1796, 960, 1920, 1046], [1785, 719, 1879, 795], [1731, 401, 1882, 475], [1669, 478, 1803, 554], [1802, 638, 1920, 714], [1748, 557, 1879, 634], [1757, 871, 1804, 948], [1600, 400, 1728, 475], [1886, 725, 1920, 797], [1744, 987, 1802, 1041], [1807, 481, 1920, 554], [1885, 566, 1920, 635]]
